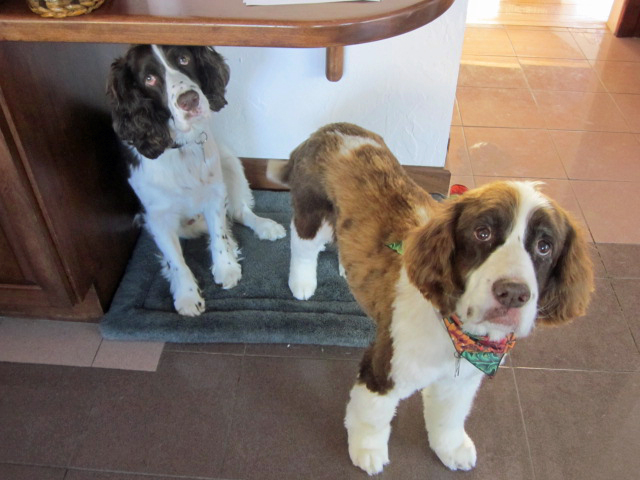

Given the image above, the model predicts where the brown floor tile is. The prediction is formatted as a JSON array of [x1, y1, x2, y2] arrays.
[[457, 87, 545, 128], [507, 29, 585, 59], [444, 126, 472, 175], [596, 243, 640, 278], [520, 58, 605, 92], [69, 352, 242, 478], [220, 355, 362, 480], [611, 278, 640, 347], [0, 464, 65, 480], [458, 55, 528, 88], [465, 127, 566, 178], [611, 93, 640, 132], [550, 131, 640, 181], [511, 278, 640, 372], [533, 90, 630, 132], [572, 180, 640, 244], [244, 343, 364, 360], [515, 369, 640, 480], [592, 61, 640, 94], [65, 471, 185, 480], [164, 342, 246, 355], [571, 31, 640, 62], [0, 364, 98, 466], [92, 340, 164, 372], [462, 27, 516, 57]]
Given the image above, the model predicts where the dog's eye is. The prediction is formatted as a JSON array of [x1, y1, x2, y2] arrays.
[[178, 55, 190, 66], [474, 226, 492, 242], [144, 74, 157, 87], [536, 239, 552, 256]]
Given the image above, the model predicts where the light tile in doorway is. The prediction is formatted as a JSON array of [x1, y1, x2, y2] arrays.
[[550, 130, 640, 181], [611, 93, 640, 132], [458, 55, 528, 88], [520, 58, 605, 92], [92, 339, 164, 372], [572, 180, 640, 244], [0, 318, 101, 367], [571, 30, 640, 62], [465, 127, 566, 178], [462, 27, 516, 56], [533, 90, 630, 131], [457, 86, 545, 128], [507, 29, 585, 59], [592, 61, 640, 94]]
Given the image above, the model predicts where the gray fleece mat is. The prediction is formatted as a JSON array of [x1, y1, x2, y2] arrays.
[[100, 191, 374, 346]]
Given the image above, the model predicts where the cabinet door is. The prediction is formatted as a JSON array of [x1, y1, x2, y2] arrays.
[[0, 118, 77, 310]]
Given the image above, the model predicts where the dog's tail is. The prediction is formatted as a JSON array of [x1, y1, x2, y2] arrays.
[[266, 159, 292, 187]]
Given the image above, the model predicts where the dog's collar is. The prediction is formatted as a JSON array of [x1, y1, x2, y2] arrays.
[[443, 314, 516, 377], [386, 241, 404, 255], [171, 131, 208, 150]]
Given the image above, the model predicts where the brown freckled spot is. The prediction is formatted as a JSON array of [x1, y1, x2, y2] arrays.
[[342, 218, 353, 230], [467, 307, 473, 317]]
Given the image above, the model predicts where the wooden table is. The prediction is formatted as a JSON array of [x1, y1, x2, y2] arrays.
[[0, 0, 453, 319]]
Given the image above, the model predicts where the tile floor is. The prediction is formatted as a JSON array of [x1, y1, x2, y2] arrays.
[[2, 25, 640, 480]]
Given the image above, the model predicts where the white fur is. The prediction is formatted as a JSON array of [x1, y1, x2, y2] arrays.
[[288, 219, 334, 300], [345, 269, 485, 474], [129, 46, 285, 316]]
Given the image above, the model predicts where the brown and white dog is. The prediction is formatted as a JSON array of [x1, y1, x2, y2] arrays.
[[268, 123, 593, 474]]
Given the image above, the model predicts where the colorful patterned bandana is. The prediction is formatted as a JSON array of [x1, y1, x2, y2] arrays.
[[443, 314, 516, 377]]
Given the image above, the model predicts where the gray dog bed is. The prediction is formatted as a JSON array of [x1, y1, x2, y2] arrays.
[[100, 191, 375, 347]]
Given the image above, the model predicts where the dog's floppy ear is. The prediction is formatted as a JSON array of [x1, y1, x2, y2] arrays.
[[537, 210, 594, 325], [193, 47, 230, 112], [403, 200, 461, 315], [106, 53, 173, 159]]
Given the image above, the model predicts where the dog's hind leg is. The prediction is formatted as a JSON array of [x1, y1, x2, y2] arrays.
[[146, 213, 205, 316], [422, 373, 483, 471], [219, 146, 286, 241]]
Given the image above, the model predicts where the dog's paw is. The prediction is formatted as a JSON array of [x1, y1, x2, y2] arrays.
[[254, 217, 286, 241], [349, 444, 389, 475], [289, 275, 317, 300], [212, 260, 242, 289], [174, 291, 205, 316], [433, 432, 477, 471]]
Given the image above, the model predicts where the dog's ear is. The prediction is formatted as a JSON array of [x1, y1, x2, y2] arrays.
[[193, 47, 230, 112], [537, 209, 594, 325], [403, 201, 461, 315], [106, 54, 173, 159]]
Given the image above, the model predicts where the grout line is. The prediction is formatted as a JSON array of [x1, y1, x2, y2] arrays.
[[509, 367, 538, 480]]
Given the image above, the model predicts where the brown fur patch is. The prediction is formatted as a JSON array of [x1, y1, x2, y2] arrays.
[[284, 123, 437, 393]]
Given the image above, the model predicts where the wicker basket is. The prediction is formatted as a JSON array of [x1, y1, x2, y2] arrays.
[[27, 0, 106, 18]]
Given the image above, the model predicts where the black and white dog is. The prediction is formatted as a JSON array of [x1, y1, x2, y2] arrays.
[[108, 45, 285, 316]]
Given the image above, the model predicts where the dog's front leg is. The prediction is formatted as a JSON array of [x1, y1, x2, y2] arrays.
[[422, 372, 484, 471], [344, 382, 400, 475], [203, 185, 242, 289], [146, 213, 204, 316]]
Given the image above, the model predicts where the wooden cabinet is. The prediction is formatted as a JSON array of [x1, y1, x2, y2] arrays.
[[0, 41, 139, 319]]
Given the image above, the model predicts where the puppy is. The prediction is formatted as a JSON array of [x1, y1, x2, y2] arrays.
[[269, 123, 593, 474], [108, 44, 285, 316]]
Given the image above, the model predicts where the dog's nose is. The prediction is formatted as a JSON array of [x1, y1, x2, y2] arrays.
[[492, 280, 531, 308], [177, 90, 199, 111]]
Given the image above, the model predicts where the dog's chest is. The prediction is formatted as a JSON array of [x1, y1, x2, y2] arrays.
[[129, 142, 223, 210]]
